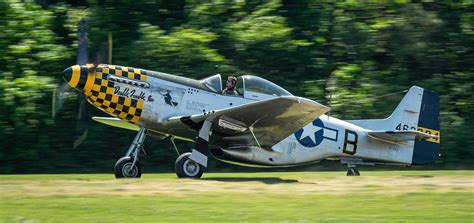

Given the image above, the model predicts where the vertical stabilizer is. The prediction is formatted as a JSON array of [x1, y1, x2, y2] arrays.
[[385, 86, 424, 130], [348, 86, 424, 130]]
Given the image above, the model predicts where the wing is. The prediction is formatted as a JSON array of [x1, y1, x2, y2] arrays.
[[368, 130, 437, 144], [165, 96, 329, 147], [92, 117, 140, 131]]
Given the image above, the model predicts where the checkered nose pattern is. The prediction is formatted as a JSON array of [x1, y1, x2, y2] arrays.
[[62, 64, 96, 92], [84, 64, 147, 124]]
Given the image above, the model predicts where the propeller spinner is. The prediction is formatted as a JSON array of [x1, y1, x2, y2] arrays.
[[62, 64, 96, 93]]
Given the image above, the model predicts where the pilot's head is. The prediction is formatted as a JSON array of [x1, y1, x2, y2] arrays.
[[226, 76, 237, 89]]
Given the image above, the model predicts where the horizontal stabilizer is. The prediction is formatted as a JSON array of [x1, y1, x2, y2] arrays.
[[368, 130, 437, 144], [92, 117, 140, 131]]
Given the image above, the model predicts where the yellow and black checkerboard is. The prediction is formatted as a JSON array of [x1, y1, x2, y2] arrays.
[[100, 64, 147, 81], [85, 64, 148, 124]]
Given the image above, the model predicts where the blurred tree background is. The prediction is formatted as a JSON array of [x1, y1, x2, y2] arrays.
[[0, 0, 472, 173]]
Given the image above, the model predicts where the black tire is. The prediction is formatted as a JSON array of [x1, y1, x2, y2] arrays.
[[354, 168, 360, 176], [346, 167, 360, 176], [114, 157, 142, 179], [175, 152, 204, 179]]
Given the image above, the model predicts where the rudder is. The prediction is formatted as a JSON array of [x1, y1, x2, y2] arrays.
[[412, 89, 440, 164]]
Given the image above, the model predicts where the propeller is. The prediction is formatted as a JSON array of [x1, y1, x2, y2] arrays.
[[52, 19, 89, 118], [52, 19, 90, 148], [53, 19, 114, 148]]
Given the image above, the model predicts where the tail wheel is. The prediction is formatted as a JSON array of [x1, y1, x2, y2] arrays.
[[114, 157, 142, 178], [346, 167, 360, 176], [175, 152, 204, 179]]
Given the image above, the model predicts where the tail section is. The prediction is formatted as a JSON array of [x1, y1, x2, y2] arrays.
[[347, 86, 440, 164]]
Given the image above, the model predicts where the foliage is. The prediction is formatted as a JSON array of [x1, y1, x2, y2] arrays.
[[0, 0, 472, 173]]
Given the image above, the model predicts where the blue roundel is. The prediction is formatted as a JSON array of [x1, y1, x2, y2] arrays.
[[294, 118, 325, 148]]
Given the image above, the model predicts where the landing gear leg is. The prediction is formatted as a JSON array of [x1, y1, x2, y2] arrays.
[[176, 120, 212, 178], [346, 164, 360, 176], [341, 158, 371, 176], [115, 127, 147, 178]]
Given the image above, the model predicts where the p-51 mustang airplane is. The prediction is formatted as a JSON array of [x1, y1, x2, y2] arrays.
[[61, 62, 440, 178], [60, 23, 440, 178]]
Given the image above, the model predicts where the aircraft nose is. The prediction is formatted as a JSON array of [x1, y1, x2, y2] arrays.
[[62, 66, 73, 81], [62, 64, 95, 92]]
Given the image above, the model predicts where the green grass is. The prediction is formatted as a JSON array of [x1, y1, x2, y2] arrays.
[[0, 171, 473, 222]]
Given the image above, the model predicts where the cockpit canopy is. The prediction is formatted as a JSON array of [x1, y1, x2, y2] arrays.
[[200, 73, 223, 93], [200, 74, 292, 98], [238, 75, 292, 97]]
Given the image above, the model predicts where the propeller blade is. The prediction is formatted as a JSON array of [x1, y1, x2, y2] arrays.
[[94, 32, 112, 65], [73, 88, 89, 148], [77, 19, 88, 65], [73, 129, 88, 149], [108, 32, 113, 64], [72, 19, 91, 148], [52, 82, 73, 119], [77, 94, 86, 120]]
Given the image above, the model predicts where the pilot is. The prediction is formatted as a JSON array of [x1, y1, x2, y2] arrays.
[[222, 76, 239, 95]]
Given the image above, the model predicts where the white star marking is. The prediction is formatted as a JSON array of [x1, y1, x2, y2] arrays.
[[299, 124, 323, 143]]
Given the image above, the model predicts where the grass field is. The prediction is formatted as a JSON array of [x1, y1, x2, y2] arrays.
[[0, 170, 473, 222]]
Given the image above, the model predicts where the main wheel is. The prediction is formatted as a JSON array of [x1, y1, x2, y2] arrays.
[[114, 157, 142, 178], [175, 152, 204, 179], [346, 167, 360, 176]]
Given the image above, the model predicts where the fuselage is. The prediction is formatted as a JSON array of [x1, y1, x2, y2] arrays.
[[63, 64, 414, 168]]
